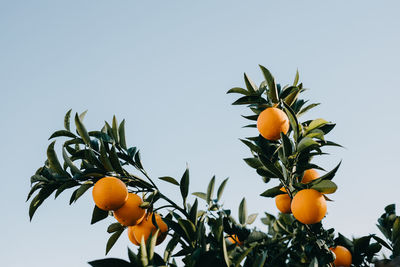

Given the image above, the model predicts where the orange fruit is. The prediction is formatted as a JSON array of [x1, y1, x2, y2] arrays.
[[291, 189, 327, 224], [301, 169, 319, 184], [257, 107, 290, 141], [227, 234, 243, 246], [330, 246, 352, 267], [113, 193, 145, 226], [127, 213, 168, 246], [92, 177, 128, 211], [275, 193, 292, 214]]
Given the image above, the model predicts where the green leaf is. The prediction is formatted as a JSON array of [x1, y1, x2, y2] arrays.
[[297, 137, 320, 153], [284, 88, 300, 107], [259, 155, 284, 179], [308, 257, 318, 267], [49, 130, 76, 140], [75, 113, 91, 146], [371, 235, 392, 250], [293, 69, 299, 86], [192, 192, 206, 200], [62, 147, 81, 175], [139, 235, 148, 266], [109, 145, 125, 175], [311, 180, 337, 194], [244, 73, 257, 93], [106, 229, 124, 255], [107, 222, 124, 233], [134, 150, 143, 169], [206, 176, 216, 203], [159, 176, 180, 186], [393, 217, 400, 241], [99, 140, 114, 172], [240, 139, 262, 154], [112, 115, 119, 144], [178, 219, 196, 244], [55, 179, 79, 199], [239, 198, 247, 225], [282, 101, 300, 142], [217, 178, 229, 201], [243, 157, 263, 169], [47, 141, 67, 176], [29, 184, 58, 220], [189, 198, 198, 225], [118, 119, 127, 150], [311, 161, 342, 182], [298, 103, 320, 117], [64, 109, 72, 131], [306, 118, 329, 133], [30, 175, 49, 184], [148, 229, 159, 263], [259, 65, 278, 103], [252, 251, 268, 267], [91, 205, 109, 224], [385, 204, 396, 214], [281, 132, 293, 158], [232, 96, 266, 105], [88, 258, 132, 267], [222, 233, 231, 267], [180, 168, 189, 205], [73, 183, 93, 203], [260, 186, 285, 198], [246, 213, 258, 225], [79, 110, 88, 122], [227, 87, 251, 95]]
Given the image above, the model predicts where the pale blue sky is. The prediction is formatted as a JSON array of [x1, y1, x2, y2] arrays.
[[1, 1, 400, 266]]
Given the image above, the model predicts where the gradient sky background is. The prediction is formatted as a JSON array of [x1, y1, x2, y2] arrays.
[[1, 1, 400, 266]]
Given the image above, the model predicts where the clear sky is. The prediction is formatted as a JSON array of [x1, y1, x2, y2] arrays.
[[1, 1, 400, 266]]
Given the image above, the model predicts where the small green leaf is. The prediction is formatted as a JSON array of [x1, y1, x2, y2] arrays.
[[99, 140, 114, 172], [306, 118, 329, 133], [217, 178, 229, 201], [106, 229, 124, 255], [227, 87, 251, 95], [139, 235, 148, 266], [109, 145, 125, 175], [180, 168, 189, 205], [107, 222, 124, 233], [64, 109, 72, 131], [244, 73, 257, 93], [393, 217, 400, 241], [189, 199, 198, 225], [243, 157, 263, 169], [79, 110, 88, 122], [222, 233, 231, 267], [62, 147, 81, 175], [239, 198, 247, 225], [47, 141, 67, 176], [75, 113, 91, 146], [206, 176, 215, 204], [118, 119, 127, 150], [73, 183, 93, 202], [259, 155, 284, 179], [49, 130, 76, 140], [297, 137, 320, 153], [159, 176, 180, 186], [311, 180, 337, 194], [246, 213, 258, 225], [55, 179, 79, 199], [259, 65, 278, 103], [282, 101, 300, 142], [91, 205, 109, 224], [192, 192, 206, 200], [260, 186, 285, 198], [293, 69, 299, 86], [298, 103, 320, 116], [112, 115, 119, 144]]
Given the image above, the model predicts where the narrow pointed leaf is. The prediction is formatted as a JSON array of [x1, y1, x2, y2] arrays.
[[293, 69, 299, 86], [106, 229, 124, 255], [180, 168, 189, 204], [62, 147, 81, 175], [259, 65, 278, 103], [239, 198, 247, 225], [75, 113, 91, 146], [217, 178, 229, 201], [118, 119, 127, 150], [206, 176, 216, 203], [91, 205, 109, 224], [311, 180, 337, 194], [47, 141, 67, 176], [64, 109, 72, 131], [112, 115, 119, 144], [49, 130, 76, 140], [192, 192, 207, 200], [244, 73, 257, 93], [227, 87, 251, 95], [159, 176, 180, 186]]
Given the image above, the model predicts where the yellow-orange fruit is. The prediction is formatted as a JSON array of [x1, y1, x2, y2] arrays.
[[128, 213, 168, 246], [301, 169, 319, 184], [257, 107, 290, 141], [92, 177, 128, 211], [275, 193, 292, 214], [113, 193, 145, 226], [330, 246, 352, 267], [227, 234, 244, 246], [291, 189, 327, 224]]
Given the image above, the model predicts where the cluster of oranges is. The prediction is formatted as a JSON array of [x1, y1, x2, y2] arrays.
[[257, 107, 352, 266], [92, 177, 168, 246]]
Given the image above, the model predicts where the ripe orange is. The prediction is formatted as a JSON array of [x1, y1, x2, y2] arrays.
[[92, 177, 128, 211], [275, 193, 292, 214], [330, 245, 352, 267], [291, 189, 327, 224], [127, 213, 168, 246], [301, 169, 319, 184], [113, 193, 145, 226], [256, 107, 290, 141], [227, 234, 243, 246]]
